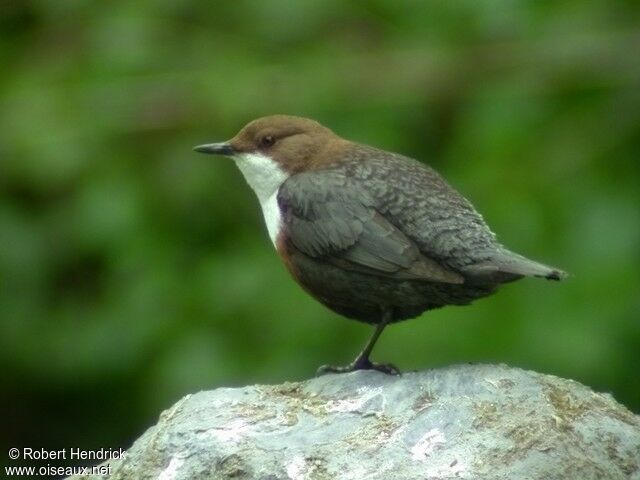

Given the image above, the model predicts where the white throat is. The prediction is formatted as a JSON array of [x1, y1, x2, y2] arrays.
[[233, 152, 288, 246]]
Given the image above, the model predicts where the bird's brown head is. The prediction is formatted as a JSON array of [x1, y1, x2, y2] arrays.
[[194, 115, 346, 174]]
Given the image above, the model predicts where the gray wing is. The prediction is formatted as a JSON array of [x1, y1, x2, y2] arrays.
[[341, 145, 565, 280], [277, 170, 463, 284]]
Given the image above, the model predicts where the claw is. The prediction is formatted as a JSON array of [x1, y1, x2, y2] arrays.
[[318, 311, 399, 376], [316, 359, 400, 376]]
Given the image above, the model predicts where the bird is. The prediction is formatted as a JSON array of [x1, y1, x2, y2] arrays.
[[194, 115, 566, 375]]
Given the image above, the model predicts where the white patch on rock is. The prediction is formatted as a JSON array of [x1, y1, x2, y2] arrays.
[[411, 428, 447, 460], [325, 387, 384, 414], [157, 456, 184, 480], [233, 152, 288, 246], [286, 455, 310, 480], [206, 418, 250, 442]]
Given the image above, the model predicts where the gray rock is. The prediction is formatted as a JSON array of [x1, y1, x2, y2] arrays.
[[70, 364, 640, 480]]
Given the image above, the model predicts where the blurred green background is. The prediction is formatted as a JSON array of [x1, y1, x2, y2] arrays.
[[1, 0, 639, 461]]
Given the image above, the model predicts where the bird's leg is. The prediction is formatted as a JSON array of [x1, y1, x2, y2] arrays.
[[317, 308, 400, 375]]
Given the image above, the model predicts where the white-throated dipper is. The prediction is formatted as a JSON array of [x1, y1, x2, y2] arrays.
[[194, 115, 566, 375]]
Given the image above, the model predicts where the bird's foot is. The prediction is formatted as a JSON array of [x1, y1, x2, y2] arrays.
[[316, 357, 400, 376]]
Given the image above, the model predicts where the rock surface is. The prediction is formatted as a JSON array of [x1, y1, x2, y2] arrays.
[[71, 364, 640, 480]]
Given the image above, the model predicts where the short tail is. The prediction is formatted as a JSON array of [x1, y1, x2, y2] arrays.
[[502, 255, 567, 281], [465, 249, 568, 282]]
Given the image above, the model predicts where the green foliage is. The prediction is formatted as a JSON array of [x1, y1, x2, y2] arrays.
[[1, 0, 638, 453]]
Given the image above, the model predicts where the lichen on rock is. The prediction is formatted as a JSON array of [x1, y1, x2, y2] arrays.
[[68, 364, 640, 480]]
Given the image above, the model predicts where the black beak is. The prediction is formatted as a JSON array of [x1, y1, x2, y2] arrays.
[[192, 142, 236, 155]]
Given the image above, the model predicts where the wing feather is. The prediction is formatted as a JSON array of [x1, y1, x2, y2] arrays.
[[278, 171, 463, 284]]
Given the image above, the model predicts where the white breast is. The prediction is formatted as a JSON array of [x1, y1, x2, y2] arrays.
[[233, 152, 288, 246]]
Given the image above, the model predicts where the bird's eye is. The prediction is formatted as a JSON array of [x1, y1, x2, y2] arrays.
[[260, 135, 275, 148]]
